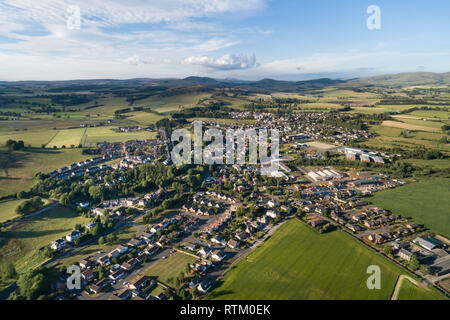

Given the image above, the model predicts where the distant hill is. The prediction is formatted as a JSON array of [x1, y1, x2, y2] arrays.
[[352, 72, 450, 87]]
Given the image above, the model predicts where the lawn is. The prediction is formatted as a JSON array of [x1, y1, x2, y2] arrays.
[[207, 219, 410, 300], [0, 204, 90, 273], [0, 147, 90, 197], [397, 279, 445, 300], [143, 252, 196, 286], [369, 178, 450, 238]]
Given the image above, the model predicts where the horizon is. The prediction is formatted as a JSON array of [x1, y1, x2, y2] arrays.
[[1, 0, 450, 81], [1, 70, 450, 84]]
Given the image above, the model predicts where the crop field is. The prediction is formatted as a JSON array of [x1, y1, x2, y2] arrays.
[[365, 125, 450, 152], [207, 219, 413, 300], [143, 252, 196, 286], [381, 120, 440, 132], [46, 128, 86, 148], [0, 147, 90, 197], [397, 279, 445, 300], [369, 178, 450, 237], [0, 204, 90, 273]]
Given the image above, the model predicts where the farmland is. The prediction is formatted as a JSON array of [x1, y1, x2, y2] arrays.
[[0, 199, 26, 223], [0, 147, 90, 197], [369, 179, 450, 238], [397, 279, 446, 300], [207, 219, 414, 300]]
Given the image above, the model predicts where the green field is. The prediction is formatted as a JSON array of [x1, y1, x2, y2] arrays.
[[0, 204, 90, 273], [397, 279, 445, 300], [143, 252, 196, 286], [82, 126, 157, 146], [369, 178, 450, 237], [0, 147, 90, 197], [0, 199, 25, 223], [46, 128, 86, 148], [207, 219, 412, 300]]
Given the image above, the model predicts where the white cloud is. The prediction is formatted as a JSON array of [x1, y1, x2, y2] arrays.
[[183, 53, 257, 71]]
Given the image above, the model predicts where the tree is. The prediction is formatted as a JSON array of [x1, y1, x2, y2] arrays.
[[17, 268, 48, 300], [0, 259, 17, 279], [383, 245, 393, 256], [409, 255, 420, 270], [98, 236, 105, 245], [88, 185, 104, 201], [419, 264, 430, 275]]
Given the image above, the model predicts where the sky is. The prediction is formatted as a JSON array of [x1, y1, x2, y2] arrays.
[[0, 0, 449, 81]]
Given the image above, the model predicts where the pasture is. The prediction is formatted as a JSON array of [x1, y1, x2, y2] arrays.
[[0, 199, 25, 223], [46, 128, 86, 148], [82, 127, 157, 146], [369, 178, 450, 237], [207, 219, 411, 300], [0, 147, 90, 197]]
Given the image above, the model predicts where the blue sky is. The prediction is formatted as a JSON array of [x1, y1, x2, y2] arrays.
[[0, 0, 449, 80]]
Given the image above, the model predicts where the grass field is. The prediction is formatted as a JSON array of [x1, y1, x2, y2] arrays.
[[369, 179, 450, 237], [0, 204, 90, 273], [46, 128, 86, 148], [143, 252, 196, 286], [0, 199, 25, 223], [0, 147, 90, 197], [0, 128, 58, 147], [82, 127, 157, 146], [397, 279, 445, 300], [207, 219, 412, 300]]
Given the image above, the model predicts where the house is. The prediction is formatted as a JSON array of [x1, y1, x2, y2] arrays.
[[51, 238, 66, 251], [79, 258, 94, 269], [399, 248, 414, 262], [97, 254, 111, 266], [392, 242, 410, 251], [184, 242, 198, 251], [309, 218, 328, 228], [266, 210, 279, 219], [189, 276, 202, 289], [235, 231, 249, 241], [198, 278, 214, 293], [114, 289, 132, 300], [227, 239, 240, 249], [211, 235, 226, 246], [81, 268, 95, 282], [127, 238, 143, 248], [211, 249, 226, 262], [346, 223, 361, 233], [109, 269, 126, 281], [129, 276, 151, 291], [89, 278, 110, 294], [65, 230, 82, 243], [198, 247, 211, 258]]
